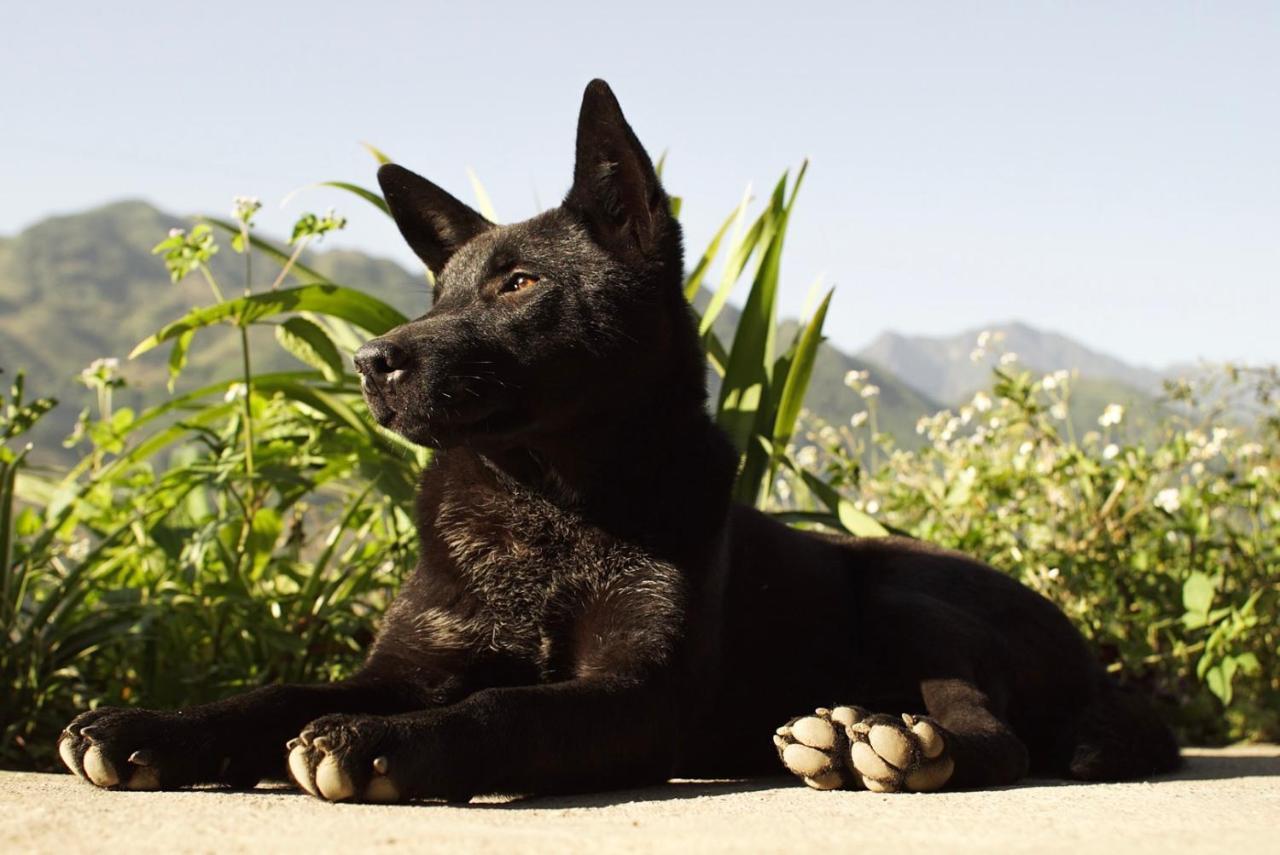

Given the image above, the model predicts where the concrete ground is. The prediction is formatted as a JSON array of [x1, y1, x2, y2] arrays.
[[2, 746, 1277, 854]]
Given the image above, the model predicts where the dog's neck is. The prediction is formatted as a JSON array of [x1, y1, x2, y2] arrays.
[[475, 389, 736, 552]]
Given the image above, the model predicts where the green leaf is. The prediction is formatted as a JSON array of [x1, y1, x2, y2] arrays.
[[166, 329, 194, 392], [313, 182, 390, 217], [466, 168, 498, 221], [274, 317, 345, 381], [797, 468, 890, 537], [1182, 572, 1215, 616], [684, 194, 747, 302], [131, 284, 408, 358], [771, 288, 833, 452], [360, 141, 394, 164]]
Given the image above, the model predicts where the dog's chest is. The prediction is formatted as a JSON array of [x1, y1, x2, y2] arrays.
[[417, 457, 684, 677]]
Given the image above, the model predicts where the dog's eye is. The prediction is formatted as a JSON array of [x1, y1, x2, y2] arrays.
[[501, 272, 539, 294]]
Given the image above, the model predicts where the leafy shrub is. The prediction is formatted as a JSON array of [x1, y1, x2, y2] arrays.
[[778, 353, 1279, 743]]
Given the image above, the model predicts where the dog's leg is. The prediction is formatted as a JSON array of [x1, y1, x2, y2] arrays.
[[287, 676, 679, 803], [916, 676, 1029, 790], [59, 676, 422, 791]]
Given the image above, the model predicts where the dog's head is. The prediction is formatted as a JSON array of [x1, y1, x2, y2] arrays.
[[356, 80, 699, 449]]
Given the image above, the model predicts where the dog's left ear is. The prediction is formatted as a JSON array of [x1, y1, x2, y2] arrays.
[[377, 163, 492, 277], [564, 79, 669, 259]]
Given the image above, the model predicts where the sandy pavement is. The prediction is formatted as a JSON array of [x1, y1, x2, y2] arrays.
[[2, 746, 1277, 854]]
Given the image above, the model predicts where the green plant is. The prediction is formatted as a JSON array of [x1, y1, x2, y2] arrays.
[[777, 351, 1279, 743]]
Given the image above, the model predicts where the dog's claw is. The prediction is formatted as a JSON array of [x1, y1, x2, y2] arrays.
[[128, 749, 154, 766], [372, 755, 389, 775]]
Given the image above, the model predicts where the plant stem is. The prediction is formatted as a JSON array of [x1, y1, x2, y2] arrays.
[[199, 265, 225, 304], [269, 238, 310, 291]]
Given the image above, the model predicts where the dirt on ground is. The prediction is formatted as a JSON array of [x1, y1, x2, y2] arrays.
[[2, 746, 1277, 854]]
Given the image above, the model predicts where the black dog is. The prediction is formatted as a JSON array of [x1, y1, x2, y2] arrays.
[[58, 80, 1179, 800]]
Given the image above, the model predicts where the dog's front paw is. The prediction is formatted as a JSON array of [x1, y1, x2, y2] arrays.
[[773, 706, 866, 790], [288, 715, 402, 803], [59, 707, 208, 791], [845, 712, 953, 793]]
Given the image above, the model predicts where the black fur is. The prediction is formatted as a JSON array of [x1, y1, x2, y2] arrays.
[[58, 79, 1180, 799]]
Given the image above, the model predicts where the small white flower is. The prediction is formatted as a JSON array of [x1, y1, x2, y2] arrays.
[[1042, 374, 1058, 391], [1154, 488, 1181, 514], [860, 384, 880, 399], [1239, 442, 1262, 457], [969, 348, 985, 363], [795, 446, 819, 468], [999, 352, 1019, 366], [66, 538, 91, 562], [1191, 461, 1205, 477], [1102, 443, 1120, 460], [1098, 404, 1125, 427], [1050, 401, 1068, 420], [1046, 567, 1061, 580], [1251, 465, 1269, 480], [977, 331, 992, 349], [915, 416, 930, 435], [972, 391, 992, 413], [865, 500, 880, 515], [224, 382, 247, 402], [775, 479, 792, 502], [843, 369, 869, 389], [1018, 441, 1034, 456], [850, 411, 868, 428], [168, 227, 185, 238]]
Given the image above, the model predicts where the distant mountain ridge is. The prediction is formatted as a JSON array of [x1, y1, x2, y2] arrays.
[[0, 199, 1203, 463], [857, 322, 1168, 405]]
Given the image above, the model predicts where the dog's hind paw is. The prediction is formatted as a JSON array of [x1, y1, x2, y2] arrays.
[[773, 706, 865, 790], [845, 712, 953, 793], [288, 715, 402, 803]]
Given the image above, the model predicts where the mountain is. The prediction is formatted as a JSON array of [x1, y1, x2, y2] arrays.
[[2, 200, 1182, 467], [0, 200, 425, 463], [857, 321, 1167, 405]]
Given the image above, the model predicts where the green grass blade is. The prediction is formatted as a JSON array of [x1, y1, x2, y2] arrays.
[[466, 168, 498, 221], [360, 141, 394, 165], [772, 288, 833, 453], [683, 193, 748, 303]]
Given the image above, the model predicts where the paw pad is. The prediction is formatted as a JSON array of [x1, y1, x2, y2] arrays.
[[774, 707, 954, 793], [58, 718, 167, 791], [846, 713, 953, 793], [773, 707, 863, 790], [287, 722, 402, 803]]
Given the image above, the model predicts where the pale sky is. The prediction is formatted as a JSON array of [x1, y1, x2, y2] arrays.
[[2, 1, 1276, 368]]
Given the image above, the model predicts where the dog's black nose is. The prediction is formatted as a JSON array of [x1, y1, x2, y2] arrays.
[[354, 338, 408, 378]]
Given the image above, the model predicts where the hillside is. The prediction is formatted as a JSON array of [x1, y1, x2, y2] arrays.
[[2, 201, 1187, 465], [858, 322, 1166, 402], [0, 201, 425, 462], [0, 200, 943, 463]]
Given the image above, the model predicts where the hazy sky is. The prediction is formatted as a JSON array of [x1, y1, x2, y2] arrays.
[[2, 2, 1276, 367]]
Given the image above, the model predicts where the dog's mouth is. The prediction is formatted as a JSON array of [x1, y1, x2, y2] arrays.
[[361, 373, 524, 448]]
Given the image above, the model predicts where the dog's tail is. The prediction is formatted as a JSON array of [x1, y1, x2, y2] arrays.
[[1067, 681, 1182, 781]]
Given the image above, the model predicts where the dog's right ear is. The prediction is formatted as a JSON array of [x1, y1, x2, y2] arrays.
[[377, 164, 492, 277], [564, 79, 669, 260]]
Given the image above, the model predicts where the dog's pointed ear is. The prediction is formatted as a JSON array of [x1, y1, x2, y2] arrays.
[[564, 79, 669, 258], [377, 163, 492, 276]]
